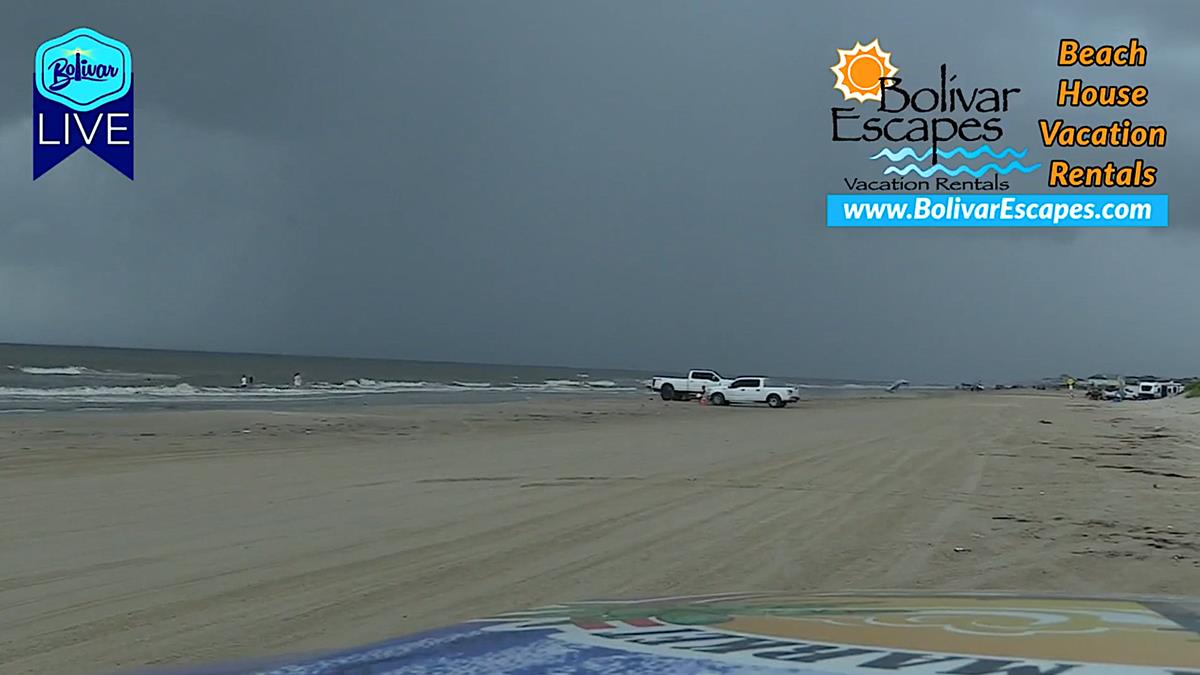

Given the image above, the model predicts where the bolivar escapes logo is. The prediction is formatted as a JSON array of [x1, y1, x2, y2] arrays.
[[33, 27, 133, 180], [824, 38, 1167, 228], [829, 39, 1035, 191]]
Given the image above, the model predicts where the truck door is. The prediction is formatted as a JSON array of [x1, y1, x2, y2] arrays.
[[690, 371, 719, 393], [727, 378, 757, 403]]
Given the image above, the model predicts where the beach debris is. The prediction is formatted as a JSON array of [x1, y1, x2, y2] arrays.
[[953, 546, 972, 553], [1038, 419, 1054, 424], [240, 428, 251, 434]]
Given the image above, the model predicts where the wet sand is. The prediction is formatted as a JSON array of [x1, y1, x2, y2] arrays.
[[1, 392, 1197, 674]]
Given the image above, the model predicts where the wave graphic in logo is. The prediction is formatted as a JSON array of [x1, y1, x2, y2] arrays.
[[870, 145, 1028, 162], [882, 161, 1042, 178]]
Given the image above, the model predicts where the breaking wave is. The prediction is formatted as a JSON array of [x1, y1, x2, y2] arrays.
[[19, 366, 91, 375], [0, 377, 639, 404], [13, 365, 180, 380]]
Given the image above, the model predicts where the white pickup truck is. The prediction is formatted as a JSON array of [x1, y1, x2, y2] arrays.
[[706, 377, 799, 409], [649, 369, 730, 401]]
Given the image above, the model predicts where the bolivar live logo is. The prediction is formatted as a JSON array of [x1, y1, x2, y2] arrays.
[[33, 27, 133, 180]]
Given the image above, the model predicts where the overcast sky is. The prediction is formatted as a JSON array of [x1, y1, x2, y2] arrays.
[[1, 0, 1195, 382]]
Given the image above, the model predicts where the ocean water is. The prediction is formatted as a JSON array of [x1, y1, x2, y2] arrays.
[[0, 343, 654, 412], [0, 343, 944, 412]]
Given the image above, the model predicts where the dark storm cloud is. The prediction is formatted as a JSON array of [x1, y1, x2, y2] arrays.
[[1, 1, 1196, 382]]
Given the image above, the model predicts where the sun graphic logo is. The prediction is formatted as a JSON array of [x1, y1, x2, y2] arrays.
[[830, 39, 897, 102]]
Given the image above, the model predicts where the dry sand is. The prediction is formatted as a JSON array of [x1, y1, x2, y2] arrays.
[[2, 392, 1198, 674]]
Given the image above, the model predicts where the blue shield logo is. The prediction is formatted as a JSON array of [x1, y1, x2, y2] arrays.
[[33, 26, 134, 179], [35, 27, 130, 111]]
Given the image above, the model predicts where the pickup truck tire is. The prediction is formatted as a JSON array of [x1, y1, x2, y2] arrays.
[[766, 394, 785, 408], [710, 392, 726, 406], [660, 384, 675, 401]]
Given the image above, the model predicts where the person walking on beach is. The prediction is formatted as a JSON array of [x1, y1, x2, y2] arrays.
[[292, 372, 303, 388]]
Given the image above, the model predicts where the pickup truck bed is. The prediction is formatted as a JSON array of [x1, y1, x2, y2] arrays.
[[648, 369, 727, 401]]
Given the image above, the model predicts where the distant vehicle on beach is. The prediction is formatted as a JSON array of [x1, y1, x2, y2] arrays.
[[706, 377, 799, 408], [1138, 381, 1164, 399], [1131, 380, 1183, 399], [649, 369, 730, 401]]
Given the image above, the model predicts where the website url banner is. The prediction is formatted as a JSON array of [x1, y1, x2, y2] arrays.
[[827, 194, 1168, 227]]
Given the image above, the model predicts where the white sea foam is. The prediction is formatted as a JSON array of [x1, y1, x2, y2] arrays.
[[0, 377, 638, 404], [335, 379, 431, 389], [543, 379, 589, 387], [16, 365, 179, 380], [20, 366, 91, 375]]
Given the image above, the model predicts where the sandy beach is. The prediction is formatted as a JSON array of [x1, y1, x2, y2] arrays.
[[2, 391, 1198, 674]]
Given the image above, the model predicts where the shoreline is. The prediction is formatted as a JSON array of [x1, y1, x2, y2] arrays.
[[0, 385, 954, 415]]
